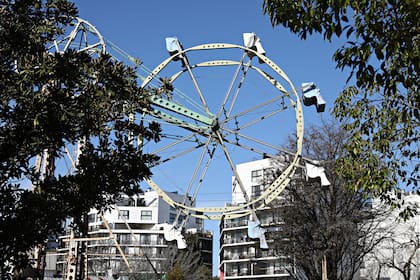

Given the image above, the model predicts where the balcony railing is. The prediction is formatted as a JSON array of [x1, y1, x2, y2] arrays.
[[223, 236, 250, 244], [223, 220, 248, 228]]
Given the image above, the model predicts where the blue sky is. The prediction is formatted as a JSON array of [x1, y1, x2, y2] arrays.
[[72, 0, 350, 276]]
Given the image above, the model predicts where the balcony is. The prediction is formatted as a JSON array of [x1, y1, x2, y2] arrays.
[[223, 220, 248, 229], [223, 235, 250, 244]]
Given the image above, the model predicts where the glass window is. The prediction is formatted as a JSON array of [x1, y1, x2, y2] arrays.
[[118, 210, 129, 220], [251, 169, 263, 183], [88, 213, 96, 223], [252, 185, 262, 197], [117, 233, 130, 244], [169, 213, 186, 223], [116, 197, 130, 206], [157, 235, 165, 245], [141, 210, 152, 220], [136, 198, 146, 207], [169, 213, 177, 223], [140, 234, 151, 245]]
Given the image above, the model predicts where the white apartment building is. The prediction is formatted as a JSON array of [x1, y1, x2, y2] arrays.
[[219, 158, 293, 280], [220, 158, 420, 280], [359, 193, 420, 280], [50, 189, 212, 280]]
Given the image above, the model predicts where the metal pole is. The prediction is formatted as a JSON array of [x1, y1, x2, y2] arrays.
[[322, 254, 328, 280], [99, 213, 133, 273]]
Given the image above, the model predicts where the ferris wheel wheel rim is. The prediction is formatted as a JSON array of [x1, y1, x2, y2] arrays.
[[141, 43, 304, 220]]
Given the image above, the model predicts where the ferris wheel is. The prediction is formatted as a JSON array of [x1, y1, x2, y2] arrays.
[[37, 17, 328, 278], [46, 17, 326, 224], [139, 37, 305, 221]]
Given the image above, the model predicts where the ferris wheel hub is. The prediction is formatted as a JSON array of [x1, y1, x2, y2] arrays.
[[211, 118, 220, 132]]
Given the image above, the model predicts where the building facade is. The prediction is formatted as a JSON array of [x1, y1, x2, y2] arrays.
[[358, 194, 420, 280], [49, 189, 212, 280], [220, 159, 420, 280], [219, 158, 292, 280]]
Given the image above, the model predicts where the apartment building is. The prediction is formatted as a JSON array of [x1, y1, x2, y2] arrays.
[[358, 193, 420, 280], [49, 189, 212, 279], [219, 158, 293, 280]]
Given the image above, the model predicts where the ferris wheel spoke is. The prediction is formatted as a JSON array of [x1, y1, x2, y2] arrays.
[[215, 131, 251, 202], [154, 141, 207, 165], [179, 54, 211, 114], [225, 61, 252, 119], [80, 29, 87, 48], [189, 144, 216, 201], [156, 135, 207, 165], [221, 137, 276, 159], [222, 128, 282, 155], [179, 144, 217, 227], [150, 132, 200, 155], [233, 105, 292, 132], [77, 42, 103, 53], [176, 138, 215, 226], [63, 21, 81, 51], [180, 137, 212, 199], [221, 94, 288, 126], [64, 146, 78, 170], [216, 53, 249, 118]]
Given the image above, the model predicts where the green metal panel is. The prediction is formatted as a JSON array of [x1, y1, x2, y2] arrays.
[[150, 96, 215, 126]]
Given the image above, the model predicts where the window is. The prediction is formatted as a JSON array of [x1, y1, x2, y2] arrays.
[[239, 263, 248, 275], [117, 233, 130, 244], [88, 213, 96, 223], [156, 247, 163, 257], [169, 213, 177, 223], [251, 169, 263, 183], [157, 235, 165, 245], [252, 185, 262, 197], [150, 234, 158, 244], [118, 210, 129, 220], [116, 197, 134, 206], [140, 234, 151, 245], [169, 213, 186, 223], [141, 210, 152, 220], [136, 198, 146, 207]]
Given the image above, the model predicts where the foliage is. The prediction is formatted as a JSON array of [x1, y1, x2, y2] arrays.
[[0, 0, 160, 273], [166, 263, 184, 280], [263, 0, 419, 215], [269, 120, 387, 280]]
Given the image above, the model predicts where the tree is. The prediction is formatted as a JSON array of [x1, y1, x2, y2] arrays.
[[166, 263, 184, 280], [163, 233, 211, 280], [263, 0, 419, 216], [362, 196, 420, 280], [375, 229, 420, 280], [268, 119, 388, 280], [0, 0, 160, 274]]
